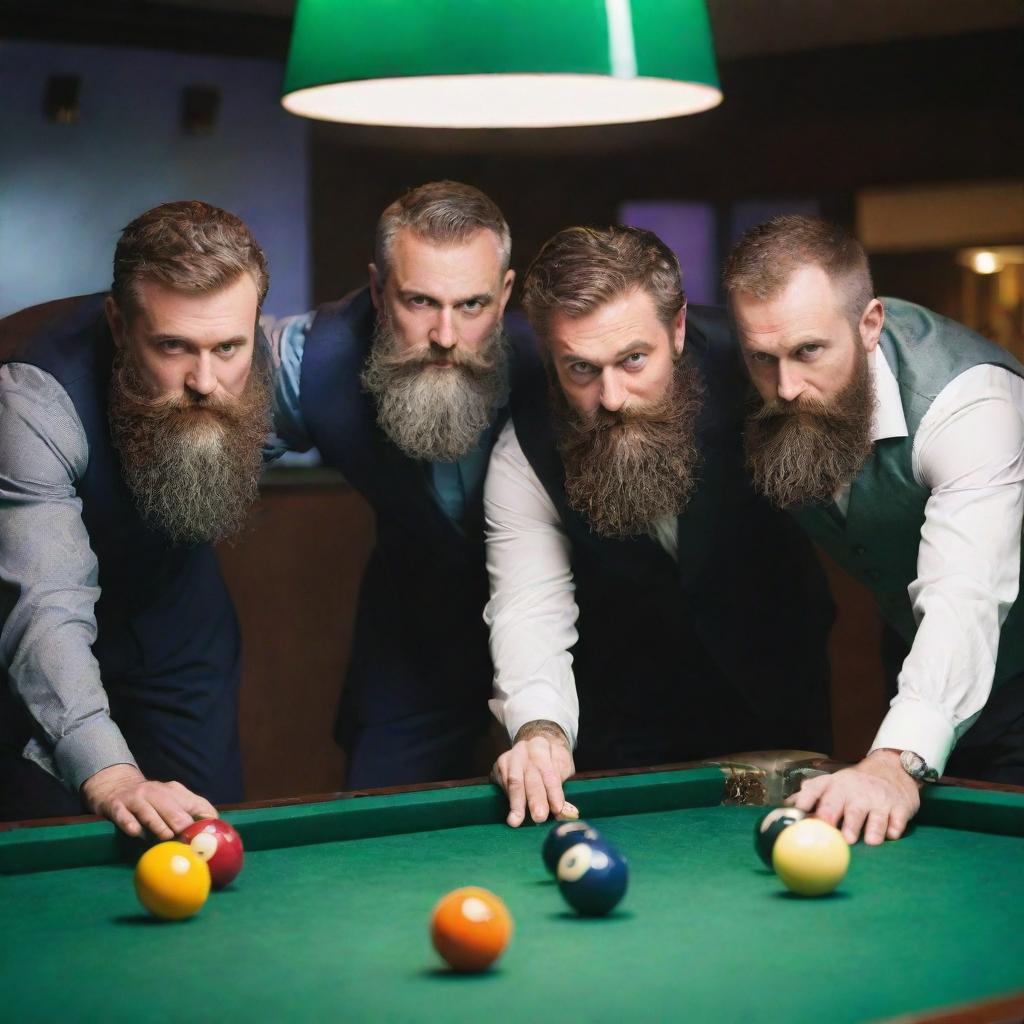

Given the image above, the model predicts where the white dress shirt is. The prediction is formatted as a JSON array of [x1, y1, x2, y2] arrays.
[[861, 349, 1024, 773], [483, 422, 677, 747], [484, 350, 1024, 772]]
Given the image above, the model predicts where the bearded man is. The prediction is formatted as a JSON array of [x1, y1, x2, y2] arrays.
[[484, 225, 834, 826], [0, 201, 272, 833], [267, 181, 540, 787], [725, 215, 1024, 845]]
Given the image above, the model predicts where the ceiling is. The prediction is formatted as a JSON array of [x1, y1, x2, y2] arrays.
[[152, 0, 1023, 58]]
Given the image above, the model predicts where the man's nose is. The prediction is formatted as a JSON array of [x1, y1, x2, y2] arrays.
[[185, 354, 218, 396], [599, 368, 626, 412], [776, 360, 806, 403], [429, 308, 456, 349]]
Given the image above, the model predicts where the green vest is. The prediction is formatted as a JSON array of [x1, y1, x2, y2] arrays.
[[794, 298, 1024, 687]]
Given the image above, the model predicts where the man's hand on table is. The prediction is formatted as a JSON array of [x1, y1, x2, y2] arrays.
[[492, 720, 578, 827], [80, 764, 218, 839], [786, 748, 922, 846]]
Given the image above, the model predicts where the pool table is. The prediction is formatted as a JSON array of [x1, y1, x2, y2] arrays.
[[2, 758, 1023, 1024]]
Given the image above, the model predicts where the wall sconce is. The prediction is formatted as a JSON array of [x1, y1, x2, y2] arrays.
[[44, 75, 81, 124], [957, 247, 1024, 276], [182, 85, 221, 136]]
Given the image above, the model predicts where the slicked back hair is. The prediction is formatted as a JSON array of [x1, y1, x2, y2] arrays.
[[374, 180, 511, 281], [111, 200, 269, 319], [522, 225, 686, 343], [722, 215, 875, 329]]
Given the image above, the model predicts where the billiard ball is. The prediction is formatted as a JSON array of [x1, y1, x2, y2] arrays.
[[430, 887, 513, 972], [754, 806, 807, 867], [556, 841, 628, 916], [177, 818, 244, 889], [134, 841, 210, 920], [542, 820, 601, 875], [772, 817, 850, 896]]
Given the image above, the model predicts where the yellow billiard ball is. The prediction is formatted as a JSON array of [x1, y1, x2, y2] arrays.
[[135, 841, 211, 920], [772, 817, 850, 896]]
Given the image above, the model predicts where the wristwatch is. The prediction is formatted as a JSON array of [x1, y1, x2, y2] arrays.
[[899, 749, 939, 783]]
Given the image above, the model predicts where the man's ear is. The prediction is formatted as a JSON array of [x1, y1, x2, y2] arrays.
[[672, 302, 687, 358], [860, 298, 884, 354], [368, 263, 383, 312], [498, 268, 515, 316], [105, 296, 127, 349]]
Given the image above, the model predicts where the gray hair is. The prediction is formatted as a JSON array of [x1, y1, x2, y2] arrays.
[[374, 181, 511, 281]]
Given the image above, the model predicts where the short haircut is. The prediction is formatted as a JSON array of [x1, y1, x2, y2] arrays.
[[522, 225, 686, 342], [374, 180, 511, 281], [722, 215, 875, 328], [111, 200, 269, 319]]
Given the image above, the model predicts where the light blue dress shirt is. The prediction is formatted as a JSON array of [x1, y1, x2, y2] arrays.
[[266, 312, 493, 528]]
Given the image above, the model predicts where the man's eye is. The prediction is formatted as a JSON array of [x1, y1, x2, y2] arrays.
[[217, 343, 238, 355], [748, 351, 774, 365], [462, 299, 483, 312], [570, 363, 596, 376], [623, 352, 646, 368], [409, 296, 431, 308], [160, 340, 185, 352], [798, 344, 822, 359]]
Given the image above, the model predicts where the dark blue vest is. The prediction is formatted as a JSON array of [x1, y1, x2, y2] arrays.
[[0, 294, 243, 802], [299, 288, 542, 735], [512, 306, 835, 769]]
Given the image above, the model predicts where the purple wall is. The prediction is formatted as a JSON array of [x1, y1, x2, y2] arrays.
[[0, 39, 310, 319]]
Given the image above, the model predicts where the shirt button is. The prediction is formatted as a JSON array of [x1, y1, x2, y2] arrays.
[[853, 545, 867, 556]]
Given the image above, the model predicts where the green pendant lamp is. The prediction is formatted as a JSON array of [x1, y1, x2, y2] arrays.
[[282, 0, 721, 128]]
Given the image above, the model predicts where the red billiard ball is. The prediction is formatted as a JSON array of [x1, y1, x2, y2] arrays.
[[177, 818, 244, 889]]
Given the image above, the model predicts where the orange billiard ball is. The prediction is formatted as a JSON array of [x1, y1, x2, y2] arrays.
[[430, 887, 513, 972], [177, 818, 244, 889], [134, 841, 211, 920]]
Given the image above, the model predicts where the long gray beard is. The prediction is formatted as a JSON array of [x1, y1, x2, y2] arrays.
[[108, 351, 271, 546], [360, 316, 509, 462], [554, 359, 704, 538], [743, 348, 876, 510]]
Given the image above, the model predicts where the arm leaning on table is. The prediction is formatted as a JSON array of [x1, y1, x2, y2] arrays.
[[0, 364, 216, 835], [484, 420, 582, 827], [790, 364, 1024, 844]]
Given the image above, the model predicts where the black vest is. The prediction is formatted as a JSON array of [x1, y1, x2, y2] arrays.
[[512, 306, 834, 769], [299, 288, 542, 733], [0, 294, 243, 801]]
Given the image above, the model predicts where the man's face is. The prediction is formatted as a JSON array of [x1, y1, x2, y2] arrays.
[[107, 273, 259, 404], [731, 263, 880, 408], [731, 264, 883, 509], [549, 288, 685, 421], [546, 289, 702, 538], [370, 226, 514, 360], [105, 273, 270, 545], [362, 227, 515, 462]]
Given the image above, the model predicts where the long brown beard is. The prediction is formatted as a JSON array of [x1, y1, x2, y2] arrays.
[[743, 346, 876, 510], [108, 347, 271, 545], [554, 359, 704, 538], [360, 315, 509, 462]]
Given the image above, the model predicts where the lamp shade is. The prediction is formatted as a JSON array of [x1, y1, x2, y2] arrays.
[[282, 0, 722, 128]]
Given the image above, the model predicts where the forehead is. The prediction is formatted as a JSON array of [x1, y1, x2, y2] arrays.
[[549, 288, 667, 359], [387, 227, 503, 294], [131, 274, 259, 334], [732, 264, 851, 347]]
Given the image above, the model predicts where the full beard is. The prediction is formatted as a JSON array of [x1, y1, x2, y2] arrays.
[[360, 316, 510, 462], [554, 358, 704, 538], [108, 348, 271, 546], [743, 347, 876, 510]]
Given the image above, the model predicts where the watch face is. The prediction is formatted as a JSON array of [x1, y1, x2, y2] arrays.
[[900, 750, 937, 782]]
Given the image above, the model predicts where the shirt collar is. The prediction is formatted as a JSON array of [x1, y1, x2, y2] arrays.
[[870, 345, 908, 442]]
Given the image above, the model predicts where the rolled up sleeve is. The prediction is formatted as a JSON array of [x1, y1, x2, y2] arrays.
[[0, 363, 136, 789]]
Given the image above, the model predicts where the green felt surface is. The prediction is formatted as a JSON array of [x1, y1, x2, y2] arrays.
[[2, 772, 1023, 1023]]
